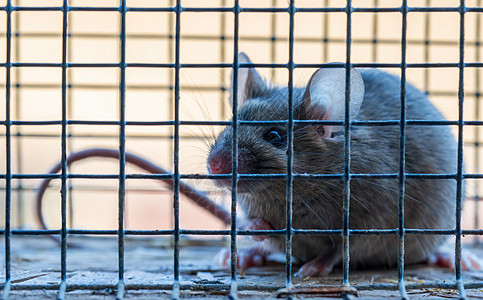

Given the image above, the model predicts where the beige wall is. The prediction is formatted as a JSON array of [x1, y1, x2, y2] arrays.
[[0, 0, 482, 241]]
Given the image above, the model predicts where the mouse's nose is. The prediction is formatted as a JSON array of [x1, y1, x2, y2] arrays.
[[208, 155, 232, 174]]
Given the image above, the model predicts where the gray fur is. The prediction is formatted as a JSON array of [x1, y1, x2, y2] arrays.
[[208, 68, 458, 270]]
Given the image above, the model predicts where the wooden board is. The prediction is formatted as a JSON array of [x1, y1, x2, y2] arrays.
[[0, 236, 482, 299]]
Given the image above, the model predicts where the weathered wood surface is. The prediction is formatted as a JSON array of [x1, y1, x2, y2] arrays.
[[0, 236, 482, 299]]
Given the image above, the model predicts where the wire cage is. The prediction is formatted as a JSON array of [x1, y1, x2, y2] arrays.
[[1, 0, 483, 299]]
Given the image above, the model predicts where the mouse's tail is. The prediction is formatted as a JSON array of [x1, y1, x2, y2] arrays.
[[35, 148, 231, 244]]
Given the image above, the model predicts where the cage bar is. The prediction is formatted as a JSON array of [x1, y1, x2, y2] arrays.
[[397, 1, 408, 298], [2, 280, 483, 292], [230, 1, 240, 297], [2, 0, 12, 299], [116, 1, 127, 299], [172, 0, 182, 299], [57, 0, 69, 299], [1, 227, 483, 237], [0, 5, 482, 13], [455, 0, 467, 298], [284, 0, 295, 288], [342, 0, 353, 287], [5, 61, 483, 69]]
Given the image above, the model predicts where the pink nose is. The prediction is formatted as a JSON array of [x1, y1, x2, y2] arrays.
[[208, 156, 232, 174]]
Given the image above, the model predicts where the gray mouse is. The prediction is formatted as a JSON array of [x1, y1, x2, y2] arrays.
[[207, 53, 479, 276]]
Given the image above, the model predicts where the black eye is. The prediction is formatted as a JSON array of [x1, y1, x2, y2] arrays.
[[263, 127, 287, 149]]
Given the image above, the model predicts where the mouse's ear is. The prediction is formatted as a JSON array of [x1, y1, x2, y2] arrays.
[[229, 53, 267, 108], [304, 67, 364, 139]]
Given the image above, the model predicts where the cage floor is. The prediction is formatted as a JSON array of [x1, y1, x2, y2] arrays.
[[0, 236, 482, 299]]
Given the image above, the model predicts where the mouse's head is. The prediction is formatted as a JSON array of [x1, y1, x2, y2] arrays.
[[207, 53, 365, 193]]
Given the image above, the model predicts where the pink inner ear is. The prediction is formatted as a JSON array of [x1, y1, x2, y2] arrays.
[[310, 103, 333, 139], [320, 125, 332, 139]]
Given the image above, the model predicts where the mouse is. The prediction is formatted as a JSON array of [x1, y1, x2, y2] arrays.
[[207, 53, 482, 276]]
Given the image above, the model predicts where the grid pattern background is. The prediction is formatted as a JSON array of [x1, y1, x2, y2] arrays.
[[1, 0, 483, 299]]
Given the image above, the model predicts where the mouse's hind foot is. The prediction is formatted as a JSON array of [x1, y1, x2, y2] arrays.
[[294, 252, 341, 277], [427, 250, 483, 271]]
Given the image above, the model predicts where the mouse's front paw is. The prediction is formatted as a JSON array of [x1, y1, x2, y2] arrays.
[[245, 218, 273, 241], [237, 218, 273, 241], [215, 247, 269, 270]]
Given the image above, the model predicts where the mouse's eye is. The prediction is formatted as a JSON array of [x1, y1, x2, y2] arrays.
[[263, 128, 287, 149]]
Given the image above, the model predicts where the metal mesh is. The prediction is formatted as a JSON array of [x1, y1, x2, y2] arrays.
[[1, 0, 483, 299]]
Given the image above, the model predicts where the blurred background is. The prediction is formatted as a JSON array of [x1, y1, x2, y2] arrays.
[[0, 0, 481, 242]]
